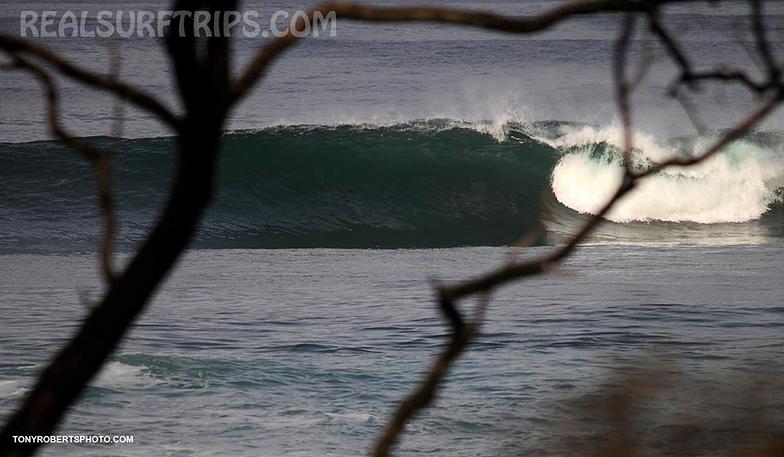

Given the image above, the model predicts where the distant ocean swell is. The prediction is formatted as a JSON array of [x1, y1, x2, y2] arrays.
[[1, 119, 783, 253]]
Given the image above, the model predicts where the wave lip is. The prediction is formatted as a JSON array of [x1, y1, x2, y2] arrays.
[[2, 120, 784, 251], [544, 124, 784, 224]]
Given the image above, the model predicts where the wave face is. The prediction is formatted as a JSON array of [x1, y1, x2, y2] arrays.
[[1, 120, 783, 253], [0, 121, 556, 252]]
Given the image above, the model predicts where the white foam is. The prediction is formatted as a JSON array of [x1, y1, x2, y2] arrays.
[[0, 380, 26, 398], [545, 124, 784, 223], [325, 412, 376, 423], [92, 361, 157, 389], [541, 123, 670, 160]]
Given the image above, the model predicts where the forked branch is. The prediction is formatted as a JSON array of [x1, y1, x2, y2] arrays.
[[0, 34, 180, 129], [4, 54, 116, 283], [1, 2, 783, 457], [230, 0, 695, 104]]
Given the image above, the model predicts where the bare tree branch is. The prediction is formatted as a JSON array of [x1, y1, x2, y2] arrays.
[[433, 94, 782, 310], [648, 7, 782, 96], [1, 2, 783, 457], [374, 10, 784, 445], [373, 292, 489, 457], [0, 1, 237, 452], [614, 14, 637, 166], [4, 54, 116, 283], [674, 90, 709, 133], [751, 0, 780, 84], [0, 34, 180, 130], [647, 9, 693, 77], [230, 0, 696, 104], [636, 92, 784, 177], [675, 68, 770, 95], [108, 43, 126, 140]]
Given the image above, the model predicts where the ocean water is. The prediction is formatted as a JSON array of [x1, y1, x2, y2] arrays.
[[3, 123, 784, 253], [2, 0, 784, 456], [2, 246, 784, 456], [2, 0, 784, 141]]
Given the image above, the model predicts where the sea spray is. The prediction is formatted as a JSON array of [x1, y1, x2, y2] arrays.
[[544, 123, 784, 223], [1, 120, 783, 252]]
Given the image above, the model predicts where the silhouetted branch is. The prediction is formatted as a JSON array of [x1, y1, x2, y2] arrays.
[[680, 69, 770, 94], [647, 10, 693, 76], [1, 2, 783, 457], [0, 34, 180, 129], [648, 7, 783, 97], [751, 0, 779, 85], [674, 90, 709, 133], [4, 54, 116, 283], [393, 96, 782, 457], [636, 93, 784, 177], [0, 2, 235, 453], [372, 294, 487, 457], [614, 14, 637, 164], [373, 6, 784, 451], [433, 37, 784, 310], [230, 0, 695, 104], [108, 43, 126, 140]]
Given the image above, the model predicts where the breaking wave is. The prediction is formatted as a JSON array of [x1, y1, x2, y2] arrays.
[[544, 124, 784, 223], [1, 119, 783, 252]]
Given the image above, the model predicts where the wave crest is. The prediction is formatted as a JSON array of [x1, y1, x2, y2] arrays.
[[2, 120, 784, 251], [546, 124, 784, 223]]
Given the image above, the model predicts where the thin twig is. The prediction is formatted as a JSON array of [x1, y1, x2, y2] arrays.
[[5, 55, 116, 283], [0, 34, 180, 129], [615, 14, 637, 166], [230, 0, 693, 105], [2, 2, 783, 457], [649, 8, 779, 96], [751, 0, 780, 85], [636, 93, 783, 178], [372, 293, 489, 457]]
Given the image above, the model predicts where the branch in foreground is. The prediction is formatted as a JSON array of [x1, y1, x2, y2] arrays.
[[0, 3, 236, 453], [614, 14, 637, 165], [229, 0, 692, 104], [0, 34, 180, 130], [372, 294, 487, 457], [647, 8, 782, 97], [5, 54, 116, 283], [373, 93, 784, 457], [438, 92, 782, 307], [1, 1, 782, 457]]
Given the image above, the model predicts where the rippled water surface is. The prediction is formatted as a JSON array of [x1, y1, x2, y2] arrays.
[[2, 245, 783, 456]]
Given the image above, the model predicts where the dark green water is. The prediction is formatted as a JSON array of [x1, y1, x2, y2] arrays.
[[2, 121, 784, 253]]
